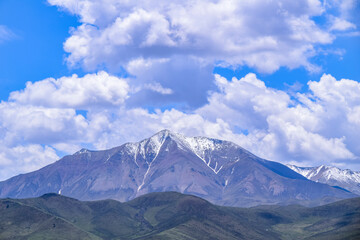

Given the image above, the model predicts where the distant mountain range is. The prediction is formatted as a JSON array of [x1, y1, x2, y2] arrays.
[[1, 192, 359, 240], [0, 130, 357, 207], [287, 164, 360, 195]]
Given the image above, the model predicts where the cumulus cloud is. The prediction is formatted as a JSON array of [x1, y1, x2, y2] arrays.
[[86, 108, 236, 150], [44, 0, 360, 110], [48, 0, 337, 74], [197, 73, 359, 167], [0, 144, 58, 181], [0, 102, 89, 145], [9, 71, 129, 110]]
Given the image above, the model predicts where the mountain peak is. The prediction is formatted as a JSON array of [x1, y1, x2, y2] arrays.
[[287, 164, 360, 195], [0, 131, 356, 207], [74, 148, 91, 155], [150, 129, 186, 143], [155, 129, 172, 135]]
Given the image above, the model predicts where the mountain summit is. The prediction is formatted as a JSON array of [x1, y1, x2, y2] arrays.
[[0, 130, 356, 206]]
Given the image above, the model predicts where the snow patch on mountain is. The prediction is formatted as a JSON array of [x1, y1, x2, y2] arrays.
[[186, 137, 223, 173], [185, 137, 221, 158]]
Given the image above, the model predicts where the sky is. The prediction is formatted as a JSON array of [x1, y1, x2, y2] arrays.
[[0, 0, 359, 181]]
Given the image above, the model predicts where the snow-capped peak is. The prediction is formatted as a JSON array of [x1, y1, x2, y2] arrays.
[[287, 164, 360, 195], [125, 130, 230, 174], [145, 129, 223, 156], [287, 164, 360, 182], [125, 129, 171, 160], [74, 148, 90, 155]]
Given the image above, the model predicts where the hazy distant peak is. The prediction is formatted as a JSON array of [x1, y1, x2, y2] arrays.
[[287, 164, 360, 195]]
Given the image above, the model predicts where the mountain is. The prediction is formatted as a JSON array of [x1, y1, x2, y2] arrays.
[[1, 192, 360, 240], [287, 164, 360, 195], [0, 130, 356, 207]]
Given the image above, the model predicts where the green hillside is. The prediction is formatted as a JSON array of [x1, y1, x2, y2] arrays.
[[1, 192, 359, 240]]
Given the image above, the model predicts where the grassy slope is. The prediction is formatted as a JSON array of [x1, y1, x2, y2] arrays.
[[272, 197, 360, 240], [1, 192, 359, 240], [0, 198, 100, 240]]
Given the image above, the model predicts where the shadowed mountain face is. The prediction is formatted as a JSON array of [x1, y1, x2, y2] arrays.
[[0, 130, 356, 207], [1, 192, 360, 240]]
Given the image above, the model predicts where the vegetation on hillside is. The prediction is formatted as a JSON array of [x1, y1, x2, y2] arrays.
[[1, 192, 359, 239]]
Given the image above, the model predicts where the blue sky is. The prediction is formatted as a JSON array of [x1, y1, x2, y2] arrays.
[[0, 0, 82, 100], [0, 0, 359, 180]]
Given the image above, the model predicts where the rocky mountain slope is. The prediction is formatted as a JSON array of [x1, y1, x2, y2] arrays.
[[0, 130, 356, 207], [287, 164, 360, 195], [1, 192, 360, 240]]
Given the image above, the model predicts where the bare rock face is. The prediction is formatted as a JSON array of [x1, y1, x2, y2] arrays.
[[0, 130, 357, 207]]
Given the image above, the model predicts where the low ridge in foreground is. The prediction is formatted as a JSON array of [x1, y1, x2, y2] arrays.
[[1, 192, 359, 240], [0, 130, 357, 207]]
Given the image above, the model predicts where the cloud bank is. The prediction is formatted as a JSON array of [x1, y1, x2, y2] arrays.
[[44, 0, 358, 109], [49, 0, 335, 73]]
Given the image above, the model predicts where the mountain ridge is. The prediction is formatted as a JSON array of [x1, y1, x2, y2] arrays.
[[0, 130, 356, 207], [287, 164, 360, 195]]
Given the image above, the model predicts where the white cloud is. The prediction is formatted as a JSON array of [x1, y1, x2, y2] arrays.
[[308, 74, 360, 106], [0, 102, 89, 145], [329, 16, 356, 31], [9, 71, 129, 110], [0, 144, 59, 181], [337, 0, 356, 17], [266, 116, 354, 161], [197, 73, 359, 166], [88, 108, 236, 150], [143, 83, 173, 95], [48, 0, 336, 74], [198, 73, 292, 131]]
